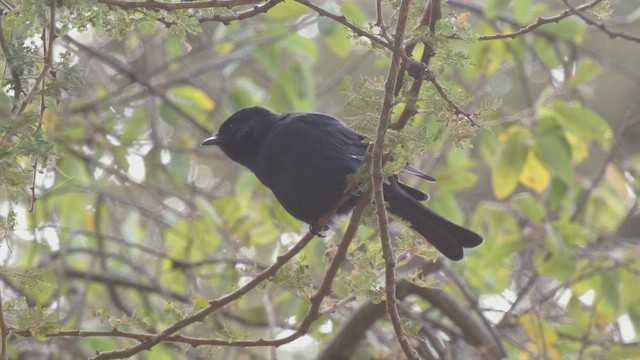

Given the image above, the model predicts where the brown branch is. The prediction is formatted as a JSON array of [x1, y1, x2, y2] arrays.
[[374, 0, 391, 42], [11, 60, 49, 119], [319, 278, 506, 359], [63, 267, 189, 303], [496, 274, 539, 328], [0, 289, 8, 360], [0, 13, 22, 100], [197, 0, 283, 24], [560, 0, 640, 44], [62, 34, 209, 133], [392, 0, 442, 130], [371, 0, 418, 358], [404, 281, 505, 358], [27, 3, 56, 213], [404, 61, 480, 127], [478, 0, 604, 41], [43, 196, 366, 349], [570, 118, 640, 221], [91, 233, 314, 358], [88, 188, 367, 358], [27, 159, 38, 213], [294, 0, 393, 51], [98, 0, 257, 11]]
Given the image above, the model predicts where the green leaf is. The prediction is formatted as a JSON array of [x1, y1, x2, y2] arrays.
[[58, 156, 91, 186], [166, 85, 215, 128], [551, 100, 612, 149], [620, 269, 640, 309], [553, 220, 587, 247], [282, 34, 319, 61], [430, 192, 465, 224], [432, 148, 479, 192], [467, 205, 523, 292], [341, 1, 367, 27], [548, 177, 568, 212], [485, 0, 512, 19], [264, 1, 310, 19], [514, 0, 532, 23], [533, 38, 561, 69], [542, 17, 586, 42], [112, 146, 130, 172], [519, 312, 559, 355], [491, 127, 532, 199], [121, 110, 148, 142], [159, 103, 181, 127], [318, 16, 338, 36], [567, 59, 602, 88], [324, 25, 352, 58], [229, 77, 265, 108], [511, 193, 545, 225], [535, 250, 576, 282], [269, 62, 313, 112], [168, 85, 216, 112], [599, 272, 620, 319], [534, 114, 574, 183], [609, 346, 640, 360]]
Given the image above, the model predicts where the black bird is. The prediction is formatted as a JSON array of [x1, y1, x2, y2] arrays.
[[202, 106, 483, 260]]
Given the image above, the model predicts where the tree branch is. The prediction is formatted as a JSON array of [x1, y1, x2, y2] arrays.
[[477, 0, 604, 40], [98, 0, 257, 11], [0, 289, 9, 360], [371, 0, 418, 358], [560, 0, 640, 44]]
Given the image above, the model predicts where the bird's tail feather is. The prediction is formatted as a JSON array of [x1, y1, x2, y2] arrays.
[[384, 179, 483, 261]]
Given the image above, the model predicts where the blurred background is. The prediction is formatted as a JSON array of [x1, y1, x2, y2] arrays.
[[1, 0, 639, 358]]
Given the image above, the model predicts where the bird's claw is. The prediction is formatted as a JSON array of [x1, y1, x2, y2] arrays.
[[309, 223, 329, 237]]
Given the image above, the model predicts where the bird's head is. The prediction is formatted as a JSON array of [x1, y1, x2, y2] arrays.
[[202, 106, 277, 168]]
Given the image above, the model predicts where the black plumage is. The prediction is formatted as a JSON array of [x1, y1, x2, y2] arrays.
[[202, 106, 483, 260]]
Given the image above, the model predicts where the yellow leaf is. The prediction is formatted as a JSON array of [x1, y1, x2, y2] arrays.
[[192, 295, 209, 311], [83, 210, 96, 233], [492, 127, 532, 199], [519, 313, 561, 359], [606, 164, 632, 200], [42, 109, 59, 137], [519, 150, 550, 194], [564, 131, 589, 163], [169, 86, 215, 112]]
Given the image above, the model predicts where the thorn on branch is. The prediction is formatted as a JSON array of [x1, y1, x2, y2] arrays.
[[405, 59, 480, 127]]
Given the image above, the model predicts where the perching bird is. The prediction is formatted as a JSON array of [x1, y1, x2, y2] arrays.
[[202, 106, 482, 260]]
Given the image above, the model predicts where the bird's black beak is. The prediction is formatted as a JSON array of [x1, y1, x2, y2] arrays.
[[201, 134, 220, 146]]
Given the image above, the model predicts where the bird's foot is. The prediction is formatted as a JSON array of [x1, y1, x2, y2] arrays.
[[309, 223, 329, 237]]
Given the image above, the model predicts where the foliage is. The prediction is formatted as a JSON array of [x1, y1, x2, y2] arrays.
[[0, 0, 639, 359]]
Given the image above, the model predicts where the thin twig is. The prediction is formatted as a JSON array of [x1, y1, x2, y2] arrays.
[[63, 34, 209, 133], [478, 0, 604, 40], [90, 188, 361, 359], [570, 119, 640, 221], [560, 0, 640, 44], [90, 233, 315, 359], [197, 0, 283, 24], [392, 0, 441, 130], [371, 0, 419, 358], [425, 67, 480, 127], [28, 3, 56, 213], [98, 0, 257, 11], [294, 0, 393, 51], [0, 13, 22, 99], [0, 289, 8, 360]]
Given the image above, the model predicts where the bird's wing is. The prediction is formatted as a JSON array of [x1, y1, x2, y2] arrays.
[[279, 112, 367, 161], [277, 112, 435, 182]]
